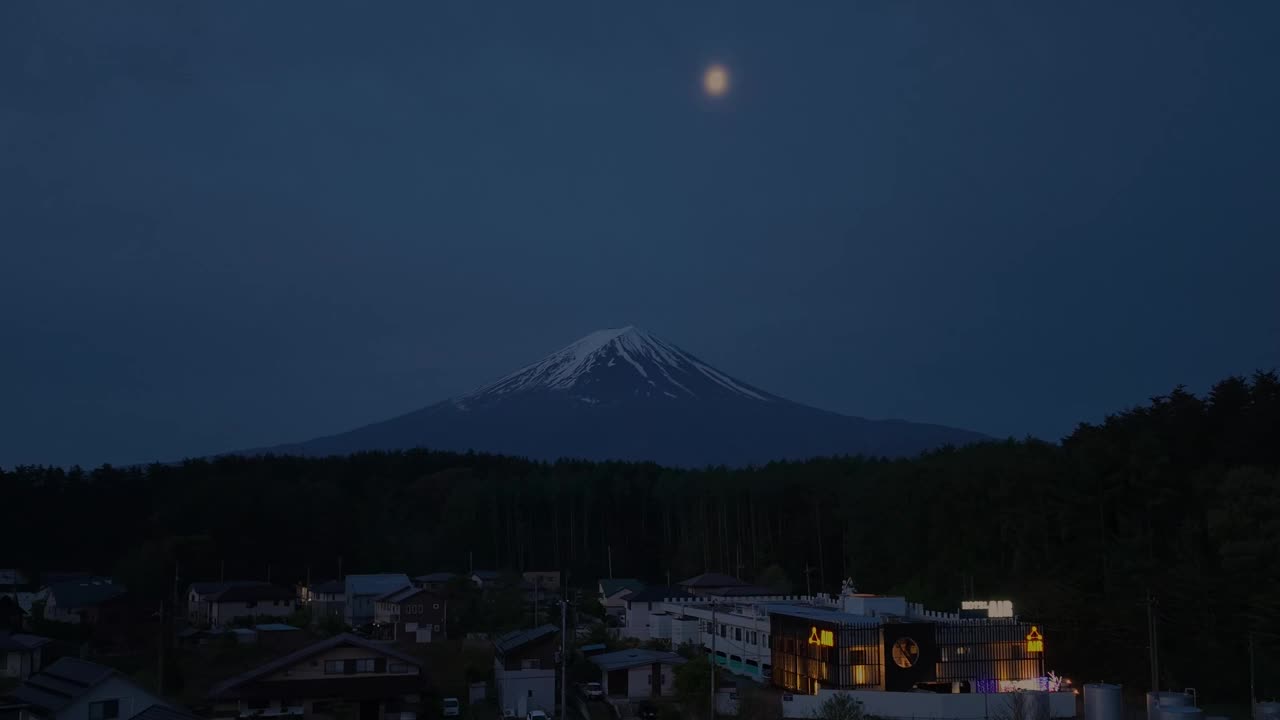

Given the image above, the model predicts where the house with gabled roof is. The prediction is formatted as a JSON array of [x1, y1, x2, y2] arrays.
[[597, 579, 645, 621], [186, 582, 270, 626], [207, 633, 426, 720], [372, 588, 445, 644], [492, 625, 558, 718], [676, 573, 749, 596], [41, 580, 125, 625], [621, 587, 693, 641], [3, 657, 172, 720], [343, 575, 411, 628]]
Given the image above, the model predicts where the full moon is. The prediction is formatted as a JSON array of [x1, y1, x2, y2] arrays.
[[703, 64, 730, 98]]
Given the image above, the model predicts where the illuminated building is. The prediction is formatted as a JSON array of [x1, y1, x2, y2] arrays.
[[634, 581, 1047, 696]]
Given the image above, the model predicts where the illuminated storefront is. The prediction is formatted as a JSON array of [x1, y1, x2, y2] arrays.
[[769, 607, 1046, 695]]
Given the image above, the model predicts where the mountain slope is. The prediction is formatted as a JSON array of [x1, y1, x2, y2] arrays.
[[253, 327, 987, 466]]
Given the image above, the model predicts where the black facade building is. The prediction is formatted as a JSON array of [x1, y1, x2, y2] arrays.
[[769, 607, 1045, 695]]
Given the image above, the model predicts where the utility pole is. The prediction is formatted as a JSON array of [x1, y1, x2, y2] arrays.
[[157, 600, 166, 695], [1146, 591, 1159, 691], [219, 559, 225, 583], [560, 591, 568, 720], [267, 564, 272, 584], [804, 564, 813, 598], [607, 546, 613, 580], [338, 556, 344, 582], [710, 602, 717, 720], [1249, 633, 1256, 715]]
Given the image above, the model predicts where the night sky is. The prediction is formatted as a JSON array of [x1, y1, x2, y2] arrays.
[[3, 1, 1278, 468]]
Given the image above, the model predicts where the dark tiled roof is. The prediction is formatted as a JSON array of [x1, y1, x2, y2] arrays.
[[213, 585, 296, 603], [709, 585, 777, 597], [129, 705, 201, 720], [414, 572, 457, 583], [190, 581, 269, 596], [373, 585, 417, 603], [589, 649, 687, 672], [599, 579, 645, 597], [221, 676, 424, 701], [493, 625, 557, 655], [6, 658, 116, 712], [471, 570, 500, 580], [625, 586, 693, 603], [0, 633, 51, 651], [46, 580, 125, 608], [678, 573, 747, 588], [208, 633, 423, 700]]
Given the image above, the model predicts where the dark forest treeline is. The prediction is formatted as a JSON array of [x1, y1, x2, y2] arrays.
[[3, 372, 1279, 699]]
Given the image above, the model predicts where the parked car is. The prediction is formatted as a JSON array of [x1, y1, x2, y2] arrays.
[[638, 702, 658, 720], [582, 681, 604, 700], [442, 698, 460, 717], [527, 711, 549, 720], [502, 710, 515, 720]]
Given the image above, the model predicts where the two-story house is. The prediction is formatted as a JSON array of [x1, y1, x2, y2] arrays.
[[207, 633, 426, 720], [41, 581, 125, 625], [0, 633, 51, 681], [597, 579, 645, 622], [492, 625, 558, 718], [371, 588, 445, 644], [3, 657, 173, 720], [343, 575, 411, 628], [187, 582, 271, 626], [297, 581, 345, 627], [411, 573, 456, 593], [205, 586, 298, 628]]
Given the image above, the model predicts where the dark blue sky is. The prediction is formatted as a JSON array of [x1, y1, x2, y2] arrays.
[[3, 1, 1278, 468]]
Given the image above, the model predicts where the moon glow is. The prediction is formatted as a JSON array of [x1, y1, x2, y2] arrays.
[[703, 64, 730, 98]]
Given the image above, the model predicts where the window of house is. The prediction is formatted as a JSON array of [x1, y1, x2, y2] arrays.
[[527, 690, 533, 698], [389, 662, 411, 674], [719, 624, 726, 638], [764, 634, 770, 649], [734, 628, 742, 642], [89, 700, 119, 720], [324, 660, 344, 675], [751, 631, 757, 645]]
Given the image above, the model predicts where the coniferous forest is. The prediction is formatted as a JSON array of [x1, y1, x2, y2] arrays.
[[4, 372, 1278, 700]]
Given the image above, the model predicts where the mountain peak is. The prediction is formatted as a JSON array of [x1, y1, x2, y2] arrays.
[[458, 327, 772, 404]]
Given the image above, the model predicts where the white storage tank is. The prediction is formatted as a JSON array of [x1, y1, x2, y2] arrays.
[[1160, 706, 1203, 720], [1085, 684, 1123, 720], [1148, 692, 1192, 720]]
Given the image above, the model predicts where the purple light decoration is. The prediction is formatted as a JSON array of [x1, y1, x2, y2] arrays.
[[975, 679, 999, 694]]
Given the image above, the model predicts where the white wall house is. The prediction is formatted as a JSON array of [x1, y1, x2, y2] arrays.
[[588, 649, 685, 700], [492, 626, 559, 717], [1, 633, 51, 680]]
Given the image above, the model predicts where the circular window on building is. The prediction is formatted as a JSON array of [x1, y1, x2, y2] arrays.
[[891, 637, 920, 668]]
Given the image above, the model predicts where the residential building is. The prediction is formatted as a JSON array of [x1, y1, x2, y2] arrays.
[[521, 572, 560, 594], [371, 587, 445, 644], [588, 650, 685, 700], [4, 657, 172, 720], [41, 581, 125, 625], [204, 586, 297, 628], [620, 587, 692, 640], [630, 580, 1072, 719], [1, 633, 51, 681], [207, 633, 426, 720], [492, 625, 558, 717], [468, 571, 500, 589], [343, 575, 411, 628], [411, 573, 456, 593], [186, 582, 271, 626], [597, 580, 644, 622], [297, 581, 345, 627], [676, 573, 752, 596]]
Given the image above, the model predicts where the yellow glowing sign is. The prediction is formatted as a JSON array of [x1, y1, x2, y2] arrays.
[[1026, 626, 1044, 653], [808, 626, 834, 647]]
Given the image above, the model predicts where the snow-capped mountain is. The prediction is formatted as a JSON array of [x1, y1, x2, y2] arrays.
[[456, 326, 772, 408], [251, 327, 987, 466]]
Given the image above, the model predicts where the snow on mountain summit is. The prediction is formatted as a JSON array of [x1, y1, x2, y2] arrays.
[[458, 326, 772, 404]]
